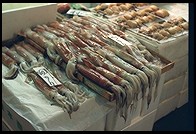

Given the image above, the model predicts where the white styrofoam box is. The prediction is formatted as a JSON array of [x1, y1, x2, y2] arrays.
[[2, 118, 12, 131], [140, 73, 165, 116], [182, 71, 188, 90], [2, 100, 36, 131], [134, 34, 188, 61], [165, 54, 188, 82], [160, 74, 185, 103], [155, 94, 180, 122], [2, 3, 57, 41], [177, 89, 189, 108], [105, 98, 142, 131], [121, 109, 157, 131], [84, 115, 106, 131]]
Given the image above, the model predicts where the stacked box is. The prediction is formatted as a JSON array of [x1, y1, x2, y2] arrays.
[[160, 74, 185, 103], [155, 94, 180, 122], [164, 54, 188, 82], [177, 71, 189, 108], [2, 100, 37, 131], [105, 98, 142, 131], [177, 89, 188, 108], [156, 55, 188, 120], [182, 71, 188, 90], [121, 109, 157, 131], [131, 31, 188, 123]]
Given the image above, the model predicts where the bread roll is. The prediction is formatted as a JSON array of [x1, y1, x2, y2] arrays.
[[149, 5, 159, 11], [180, 22, 189, 30], [155, 9, 169, 18], [159, 30, 171, 37], [126, 20, 138, 28]]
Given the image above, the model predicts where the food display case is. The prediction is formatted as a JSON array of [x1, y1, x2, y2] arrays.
[[2, 3, 189, 131]]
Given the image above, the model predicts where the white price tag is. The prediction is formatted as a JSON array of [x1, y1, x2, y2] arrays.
[[108, 34, 132, 47], [33, 66, 62, 87], [66, 9, 92, 17]]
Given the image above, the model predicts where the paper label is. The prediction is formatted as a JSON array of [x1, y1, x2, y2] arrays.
[[108, 34, 132, 47], [33, 66, 61, 87], [66, 9, 92, 17]]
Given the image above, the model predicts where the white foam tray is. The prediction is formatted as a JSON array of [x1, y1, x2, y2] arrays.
[[2, 3, 57, 41], [177, 89, 188, 108], [182, 71, 188, 90], [121, 109, 157, 131]]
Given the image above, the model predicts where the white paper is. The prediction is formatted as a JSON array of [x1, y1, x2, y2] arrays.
[[2, 64, 113, 131], [33, 66, 61, 87]]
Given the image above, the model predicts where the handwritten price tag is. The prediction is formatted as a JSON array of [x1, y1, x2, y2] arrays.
[[108, 34, 132, 47], [66, 9, 92, 17], [33, 66, 62, 87]]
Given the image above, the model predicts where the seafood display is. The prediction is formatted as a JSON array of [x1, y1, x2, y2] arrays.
[[2, 41, 92, 117], [138, 17, 188, 41], [93, 3, 149, 17], [2, 46, 33, 73], [3, 15, 166, 121], [98, 3, 189, 41], [2, 14, 169, 121]]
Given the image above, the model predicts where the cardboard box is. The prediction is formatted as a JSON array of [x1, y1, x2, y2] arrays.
[[177, 89, 188, 108], [155, 94, 180, 122], [160, 74, 185, 103], [121, 109, 157, 131], [164, 54, 188, 82]]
